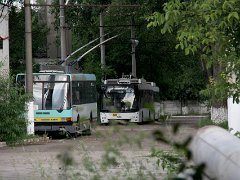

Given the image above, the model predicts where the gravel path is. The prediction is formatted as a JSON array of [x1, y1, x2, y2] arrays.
[[0, 123, 198, 179]]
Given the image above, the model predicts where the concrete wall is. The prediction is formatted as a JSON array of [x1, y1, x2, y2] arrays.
[[0, 5, 9, 77], [160, 100, 210, 115]]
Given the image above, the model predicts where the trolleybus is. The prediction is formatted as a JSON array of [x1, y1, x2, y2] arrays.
[[16, 71, 97, 135], [99, 75, 160, 124]]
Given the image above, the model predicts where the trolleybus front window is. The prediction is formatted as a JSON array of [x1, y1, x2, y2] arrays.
[[33, 82, 43, 110], [102, 86, 137, 112], [33, 76, 70, 110]]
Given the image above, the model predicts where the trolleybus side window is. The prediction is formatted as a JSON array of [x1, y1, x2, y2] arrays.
[[82, 81, 96, 104], [72, 81, 96, 105], [139, 89, 154, 108], [154, 91, 160, 102]]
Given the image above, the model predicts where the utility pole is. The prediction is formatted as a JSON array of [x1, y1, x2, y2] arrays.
[[131, 17, 137, 78], [24, 0, 34, 135], [100, 12, 106, 69], [24, 0, 33, 94], [60, 0, 67, 72]]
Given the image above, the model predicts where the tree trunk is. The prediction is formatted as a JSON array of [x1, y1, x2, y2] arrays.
[[211, 106, 227, 124], [210, 44, 227, 123]]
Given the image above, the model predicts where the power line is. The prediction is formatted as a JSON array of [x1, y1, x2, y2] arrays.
[[30, 3, 141, 8], [100, 24, 141, 27]]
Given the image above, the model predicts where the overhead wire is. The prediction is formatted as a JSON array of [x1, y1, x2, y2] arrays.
[[29, 3, 141, 8]]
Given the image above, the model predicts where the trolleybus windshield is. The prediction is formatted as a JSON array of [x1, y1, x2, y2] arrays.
[[102, 85, 138, 112], [33, 74, 70, 110]]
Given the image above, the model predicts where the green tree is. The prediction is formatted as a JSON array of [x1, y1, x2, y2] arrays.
[[9, 6, 48, 75], [146, 0, 240, 105], [50, 0, 206, 100]]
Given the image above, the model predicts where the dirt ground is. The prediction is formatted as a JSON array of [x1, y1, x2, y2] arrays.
[[0, 123, 199, 180]]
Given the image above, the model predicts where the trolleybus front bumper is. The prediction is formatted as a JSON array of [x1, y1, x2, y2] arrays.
[[100, 112, 140, 124], [34, 122, 77, 133]]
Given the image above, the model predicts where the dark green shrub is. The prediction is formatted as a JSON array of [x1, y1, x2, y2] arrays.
[[0, 76, 30, 144]]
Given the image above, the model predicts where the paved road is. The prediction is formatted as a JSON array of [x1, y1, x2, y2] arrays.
[[0, 123, 198, 180]]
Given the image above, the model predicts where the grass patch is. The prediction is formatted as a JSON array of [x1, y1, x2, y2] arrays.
[[197, 118, 228, 129]]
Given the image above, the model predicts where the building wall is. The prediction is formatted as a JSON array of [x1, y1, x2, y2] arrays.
[[0, 5, 9, 77], [46, 0, 72, 59], [46, 0, 59, 59]]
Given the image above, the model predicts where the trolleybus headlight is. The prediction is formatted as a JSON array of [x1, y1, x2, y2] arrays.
[[66, 117, 72, 122]]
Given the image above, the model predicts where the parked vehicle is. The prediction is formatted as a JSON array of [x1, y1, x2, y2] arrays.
[[99, 75, 160, 124], [16, 71, 97, 135]]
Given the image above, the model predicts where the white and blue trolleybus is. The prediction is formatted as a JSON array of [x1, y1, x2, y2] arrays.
[[16, 71, 97, 135], [100, 75, 160, 124]]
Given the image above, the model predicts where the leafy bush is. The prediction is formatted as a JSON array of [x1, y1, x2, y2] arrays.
[[0, 76, 30, 144], [152, 124, 205, 179]]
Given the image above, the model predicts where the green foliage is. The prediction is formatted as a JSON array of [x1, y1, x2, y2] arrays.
[[144, 102, 155, 112], [200, 75, 228, 107], [54, 121, 207, 179], [151, 148, 183, 177], [147, 0, 240, 103], [47, 0, 206, 100], [163, 54, 206, 100], [56, 125, 159, 179], [198, 118, 228, 129], [9, 6, 48, 75], [4, 0, 209, 101], [101, 143, 121, 170], [82, 57, 116, 87], [57, 150, 75, 167], [0, 77, 30, 144], [200, 52, 240, 106], [152, 124, 206, 179], [8, 6, 25, 75], [158, 115, 170, 123], [147, 0, 240, 56]]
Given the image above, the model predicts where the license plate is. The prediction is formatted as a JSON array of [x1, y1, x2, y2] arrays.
[[112, 113, 117, 116], [34, 118, 61, 121]]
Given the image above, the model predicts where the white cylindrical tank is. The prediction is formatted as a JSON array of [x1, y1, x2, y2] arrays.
[[228, 97, 240, 134], [190, 125, 240, 180]]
